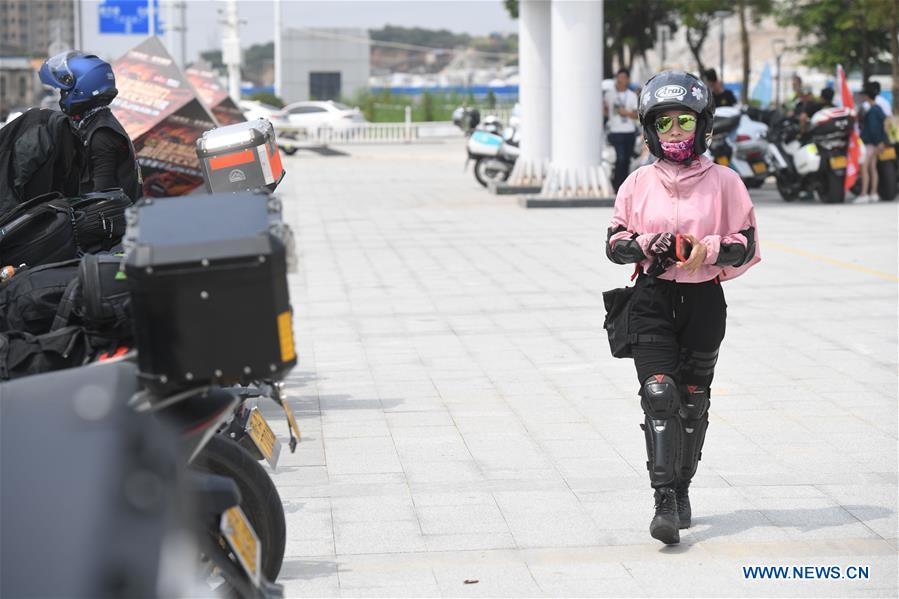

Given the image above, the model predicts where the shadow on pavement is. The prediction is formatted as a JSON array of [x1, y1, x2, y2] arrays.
[[688, 504, 893, 543]]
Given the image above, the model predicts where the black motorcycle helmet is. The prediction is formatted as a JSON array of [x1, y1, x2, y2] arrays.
[[639, 70, 715, 159]]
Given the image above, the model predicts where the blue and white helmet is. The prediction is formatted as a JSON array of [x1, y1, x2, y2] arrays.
[[39, 51, 118, 115], [638, 70, 714, 158]]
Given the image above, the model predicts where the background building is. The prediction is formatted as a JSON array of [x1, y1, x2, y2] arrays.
[[0, 0, 75, 57], [280, 28, 370, 103]]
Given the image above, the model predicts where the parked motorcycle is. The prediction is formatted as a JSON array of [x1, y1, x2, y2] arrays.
[[707, 106, 771, 189], [767, 107, 854, 203], [850, 141, 898, 201], [466, 126, 520, 187], [453, 107, 520, 187], [1, 357, 282, 598]]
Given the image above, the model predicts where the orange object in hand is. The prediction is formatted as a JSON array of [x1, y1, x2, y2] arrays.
[[0, 266, 15, 282]]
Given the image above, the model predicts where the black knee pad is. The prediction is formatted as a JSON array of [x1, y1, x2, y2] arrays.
[[640, 374, 679, 419], [677, 385, 711, 483], [679, 385, 710, 420]]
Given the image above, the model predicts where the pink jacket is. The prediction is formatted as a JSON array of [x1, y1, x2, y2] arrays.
[[609, 155, 761, 282]]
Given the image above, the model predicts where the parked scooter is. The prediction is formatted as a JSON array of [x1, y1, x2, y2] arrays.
[[453, 107, 520, 187], [706, 106, 771, 188], [766, 107, 854, 203], [466, 126, 520, 187]]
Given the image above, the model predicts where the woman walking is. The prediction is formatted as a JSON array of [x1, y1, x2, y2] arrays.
[[858, 81, 888, 203], [606, 71, 761, 545]]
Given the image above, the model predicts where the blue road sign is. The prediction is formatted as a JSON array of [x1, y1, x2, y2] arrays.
[[99, 0, 164, 35]]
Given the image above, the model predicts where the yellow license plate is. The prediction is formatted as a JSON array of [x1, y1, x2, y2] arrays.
[[879, 146, 897, 160], [282, 399, 302, 448], [248, 408, 281, 469], [751, 162, 767, 174], [830, 155, 848, 169], [220, 506, 261, 588], [715, 156, 730, 166]]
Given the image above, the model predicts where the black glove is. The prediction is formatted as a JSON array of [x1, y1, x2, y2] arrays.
[[646, 232, 676, 277], [647, 232, 675, 258]]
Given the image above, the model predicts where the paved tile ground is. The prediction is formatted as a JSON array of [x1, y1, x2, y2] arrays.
[[261, 141, 897, 597]]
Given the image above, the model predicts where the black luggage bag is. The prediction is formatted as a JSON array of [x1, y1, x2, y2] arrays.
[[125, 192, 296, 390]]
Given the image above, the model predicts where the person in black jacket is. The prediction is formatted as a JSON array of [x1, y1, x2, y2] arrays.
[[39, 51, 142, 201]]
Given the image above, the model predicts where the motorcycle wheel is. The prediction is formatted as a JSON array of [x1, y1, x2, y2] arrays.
[[745, 178, 766, 189], [775, 174, 799, 202], [193, 435, 286, 582], [473, 157, 509, 188], [819, 168, 846, 204], [280, 146, 298, 156], [877, 159, 897, 201]]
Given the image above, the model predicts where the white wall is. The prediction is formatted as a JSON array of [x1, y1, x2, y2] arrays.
[[281, 28, 370, 103]]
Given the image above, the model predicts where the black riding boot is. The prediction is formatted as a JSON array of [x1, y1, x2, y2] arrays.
[[675, 481, 691, 529], [650, 487, 680, 544]]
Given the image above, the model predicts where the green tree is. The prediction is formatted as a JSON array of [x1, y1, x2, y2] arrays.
[[670, 0, 731, 74], [892, 0, 899, 112], [604, 0, 678, 76], [420, 91, 435, 122], [503, 0, 518, 19], [777, 0, 893, 81], [737, 0, 775, 102], [504, 0, 675, 77]]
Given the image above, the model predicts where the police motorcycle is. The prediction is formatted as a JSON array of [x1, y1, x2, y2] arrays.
[[766, 106, 854, 203], [705, 106, 771, 189], [452, 107, 520, 187]]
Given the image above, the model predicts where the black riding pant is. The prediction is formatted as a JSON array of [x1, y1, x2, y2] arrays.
[[629, 275, 727, 388]]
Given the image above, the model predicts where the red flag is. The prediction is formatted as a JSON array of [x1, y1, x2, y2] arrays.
[[837, 64, 861, 191]]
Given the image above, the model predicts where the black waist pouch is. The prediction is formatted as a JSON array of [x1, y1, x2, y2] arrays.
[[602, 286, 635, 358]]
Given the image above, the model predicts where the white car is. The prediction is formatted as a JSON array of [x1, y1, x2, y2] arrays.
[[277, 101, 366, 130], [237, 100, 285, 124]]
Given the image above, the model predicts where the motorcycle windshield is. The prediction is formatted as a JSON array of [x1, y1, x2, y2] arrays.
[[40, 51, 77, 90]]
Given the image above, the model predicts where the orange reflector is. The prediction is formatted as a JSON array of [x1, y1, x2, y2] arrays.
[[208, 149, 256, 171]]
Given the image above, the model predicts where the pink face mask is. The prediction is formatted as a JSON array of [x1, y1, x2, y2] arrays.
[[660, 135, 696, 163]]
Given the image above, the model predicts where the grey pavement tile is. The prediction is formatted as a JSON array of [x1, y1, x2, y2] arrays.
[[423, 532, 518, 552], [271, 465, 330, 489], [393, 434, 473, 462], [402, 460, 484, 485], [335, 557, 436, 590], [322, 421, 392, 439], [416, 503, 510, 535], [278, 558, 340, 597], [333, 520, 428, 556], [330, 494, 417, 524], [385, 411, 455, 428], [432, 562, 543, 597], [323, 437, 404, 475]]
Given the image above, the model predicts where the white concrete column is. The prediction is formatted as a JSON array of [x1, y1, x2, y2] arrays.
[[274, 0, 282, 99], [539, 0, 612, 198], [508, 0, 551, 186], [222, 0, 243, 102]]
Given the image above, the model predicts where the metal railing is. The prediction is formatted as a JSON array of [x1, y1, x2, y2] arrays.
[[276, 120, 463, 146]]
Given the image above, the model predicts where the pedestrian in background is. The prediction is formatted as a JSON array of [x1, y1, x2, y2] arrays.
[[858, 81, 888, 203], [820, 87, 835, 109], [701, 69, 737, 108], [604, 68, 639, 192]]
